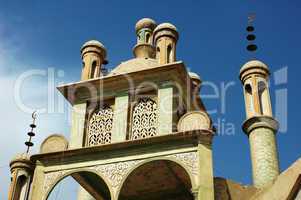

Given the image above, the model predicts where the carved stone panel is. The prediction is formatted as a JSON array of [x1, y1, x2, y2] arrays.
[[88, 106, 114, 146], [131, 98, 158, 140], [42, 151, 198, 200]]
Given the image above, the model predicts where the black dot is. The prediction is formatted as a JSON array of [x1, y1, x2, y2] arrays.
[[247, 44, 258, 52], [246, 26, 255, 32], [246, 34, 256, 41]]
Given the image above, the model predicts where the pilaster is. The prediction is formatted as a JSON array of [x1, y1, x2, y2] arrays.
[[28, 164, 44, 200], [70, 102, 87, 148], [197, 142, 214, 200], [111, 92, 129, 142], [157, 83, 173, 135]]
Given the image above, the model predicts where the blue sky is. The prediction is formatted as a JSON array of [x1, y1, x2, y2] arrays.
[[0, 0, 300, 198]]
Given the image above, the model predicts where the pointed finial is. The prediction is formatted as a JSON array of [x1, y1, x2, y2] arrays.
[[25, 111, 37, 153]]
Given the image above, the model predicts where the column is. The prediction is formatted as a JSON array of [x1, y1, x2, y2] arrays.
[[244, 116, 280, 188]]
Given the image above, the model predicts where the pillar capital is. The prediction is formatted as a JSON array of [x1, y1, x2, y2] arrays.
[[242, 116, 279, 135]]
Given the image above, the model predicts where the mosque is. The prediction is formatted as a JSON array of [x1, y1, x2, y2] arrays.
[[7, 18, 301, 200]]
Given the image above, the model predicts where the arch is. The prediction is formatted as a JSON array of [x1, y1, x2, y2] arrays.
[[131, 97, 158, 140], [167, 44, 173, 63], [14, 175, 27, 200], [156, 46, 160, 52], [135, 81, 158, 95], [45, 169, 112, 200], [156, 46, 160, 62], [90, 60, 97, 78], [145, 33, 150, 44], [244, 83, 254, 117], [118, 158, 195, 200], [258, 80, 271, 115]]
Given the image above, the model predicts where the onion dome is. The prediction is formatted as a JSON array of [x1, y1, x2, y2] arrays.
[[240, 60, 269, 74], [135, 18, 157, 33], [81, 40, 107, 58]]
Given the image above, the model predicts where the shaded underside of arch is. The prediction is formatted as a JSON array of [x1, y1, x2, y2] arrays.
[[119, 160, 193, 200], [47, 171, 111, 200]]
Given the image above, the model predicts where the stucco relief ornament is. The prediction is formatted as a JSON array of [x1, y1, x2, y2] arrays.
[[43, 170, 70, 197], [94, 160, 140, 188], [88, 106, 114, 146], [169, 152, 198, 175]]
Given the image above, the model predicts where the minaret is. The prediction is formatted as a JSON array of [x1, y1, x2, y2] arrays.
[[80, 40, 107, 80], [153, 22, 179, 64], [240, 60, 280, 188], [8, 113, 37, 200], [133, 18, 157, 59], [8, 153, 35, 200]]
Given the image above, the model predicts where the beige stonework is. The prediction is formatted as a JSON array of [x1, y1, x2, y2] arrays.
[[81, 40, 107, 80], [153, 23, 178, 64], [240, 60, 280, 189], [27, 131, 213, 200], [177, 111, 211, 132], [40, 134, 68, 153], [248, 126, 279, 188]]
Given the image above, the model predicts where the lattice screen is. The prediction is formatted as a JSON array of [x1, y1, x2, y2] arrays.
[[88, 106, 114, 146], [131, 98, 158, 140]]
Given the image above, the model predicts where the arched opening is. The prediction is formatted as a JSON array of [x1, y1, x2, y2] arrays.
[[90, 61, 97, 78], [47, 171, 111, 200], [13, 175, 27, 200], [156, 46, 160, 62], [244, 83, 254, 117], [145, 33, 150, 44], [119, 160, 193, 200], [258, 80, 271, 115], [167, 44, 172, 63]]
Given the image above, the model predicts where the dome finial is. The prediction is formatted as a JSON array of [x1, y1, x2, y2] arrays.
[[133, 18, 157, 59], [135, 18, 157, 34], [81, 40, 108, 80], [153, 22, 179, 64]]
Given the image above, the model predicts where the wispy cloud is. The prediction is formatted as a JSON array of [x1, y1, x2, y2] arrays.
[[0, 27, 72, 198]]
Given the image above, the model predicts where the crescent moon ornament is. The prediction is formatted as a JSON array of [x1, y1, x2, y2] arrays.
[[32, 111, 37, 120]]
